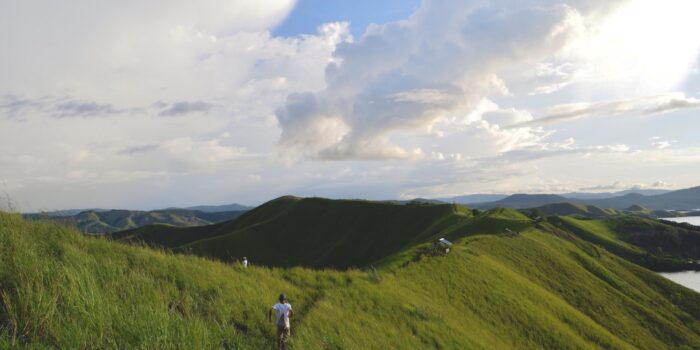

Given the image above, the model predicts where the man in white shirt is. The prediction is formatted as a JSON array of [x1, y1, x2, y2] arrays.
[[242, 257, 248, 268], [268, 293, 294, 350]]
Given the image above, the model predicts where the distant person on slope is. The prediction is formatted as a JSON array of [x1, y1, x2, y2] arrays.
[[242, 257, 248, 268], [268, 293, 294, 350]]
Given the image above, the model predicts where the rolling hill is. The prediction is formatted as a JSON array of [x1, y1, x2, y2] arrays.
[[114, 196, 476, 269], [4, 208, 700, 348], [521, 203, 679, 219], [472, 194, 575, 209], [25, 208, 247, 234], [114, 196, 700, 272]]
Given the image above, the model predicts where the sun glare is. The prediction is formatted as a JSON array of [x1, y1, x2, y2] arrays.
[[585, 0, 700, 92]]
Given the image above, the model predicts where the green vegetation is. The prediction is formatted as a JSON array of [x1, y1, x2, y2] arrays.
[[522, 202, 680, 219], [550, 216, 700, 271], [117, 197, 476, 269], [25, 209, 246, 234], [2, 212, 700, 348], [4, 196, 700, 349], [117, 197, 700, 272]]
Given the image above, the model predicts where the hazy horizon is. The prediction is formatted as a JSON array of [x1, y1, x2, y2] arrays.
[[3, 0, 700, 212]]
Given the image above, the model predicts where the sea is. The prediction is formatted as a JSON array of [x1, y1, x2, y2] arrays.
[[658, 216, 700, 293]]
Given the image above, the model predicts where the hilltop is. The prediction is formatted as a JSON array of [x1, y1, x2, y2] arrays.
[[115, 197, 700, 272], [25, 208, 247, 234], [114, 196, 475, 269], [3, 210, 700, 348]]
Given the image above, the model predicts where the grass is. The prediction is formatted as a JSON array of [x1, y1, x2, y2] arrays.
[[126, 197, 476, 269], [551, 216, 700, 271], [2, 211, 700, 349]]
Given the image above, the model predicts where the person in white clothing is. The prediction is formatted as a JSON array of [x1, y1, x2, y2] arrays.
[[242, 257, 248, 268], [268, 293, 294, 350]]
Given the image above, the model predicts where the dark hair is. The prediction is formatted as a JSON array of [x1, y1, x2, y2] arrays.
[[279, 293, 287, 302]]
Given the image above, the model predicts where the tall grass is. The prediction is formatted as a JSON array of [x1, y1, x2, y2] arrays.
[[1, 213, 700, 349]]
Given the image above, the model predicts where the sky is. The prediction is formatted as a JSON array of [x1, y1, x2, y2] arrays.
[[2, 0, 700, 211]]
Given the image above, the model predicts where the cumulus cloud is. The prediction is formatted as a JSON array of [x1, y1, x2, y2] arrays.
[[276, 0, 626, 160]]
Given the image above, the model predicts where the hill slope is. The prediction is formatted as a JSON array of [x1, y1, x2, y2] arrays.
[[2, 213, 700, 349], [26, 209, 246, 234], [115, 197, 700, 273], [473, 194, 575, 209], [118, 196, 475, 269]]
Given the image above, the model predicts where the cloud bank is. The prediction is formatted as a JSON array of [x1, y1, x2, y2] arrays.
[[276, 0, 626, 160]]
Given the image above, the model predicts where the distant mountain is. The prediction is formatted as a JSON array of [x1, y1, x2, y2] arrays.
[[562, 188, 671, 199], [441, 189, 670, 204], [438, 194, 508, 204], [588, 186, 700, 210], [381, 198, 447, 205], [179, 203, 252, 212], [473, 194, 575, 209], [28, 208, 109, 217], [25, 208, 247, 234], [436, 189, 671, 204], [462, 186, 699, 211]]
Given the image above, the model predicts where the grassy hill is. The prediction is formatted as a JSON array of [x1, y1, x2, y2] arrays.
[[115, 197, 700, 272], [2, 212, 700, 349], [522, 202, 621, 218], [548, 216, 700, 271], [522, 203, 679, 219], [118, 196, 475, 269], [25, 209, 246, 234]]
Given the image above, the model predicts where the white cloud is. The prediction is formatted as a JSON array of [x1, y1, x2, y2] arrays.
[[2, 0, 700, 210], [276, 0, 621, 160], [509, 93, 700, 128]]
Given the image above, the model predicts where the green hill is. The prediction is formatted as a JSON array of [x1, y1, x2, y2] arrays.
[[115, 197, 700, 272], [2, 212, 700, 349], [25, 209, 246, 234], [548, 216, 700, 271], [522, 202, 621, 218], [522, 202, 680, 219], [118, 196, 475, 269]]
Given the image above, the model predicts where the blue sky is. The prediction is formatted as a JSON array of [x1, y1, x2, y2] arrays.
[[274, 0, 420, 38], [1, 0, 700, 210]]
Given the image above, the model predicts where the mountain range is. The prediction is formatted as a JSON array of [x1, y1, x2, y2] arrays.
[[456, 185, 700, 210], [24, 208, 247, 234], [439, 188, 672, 204]]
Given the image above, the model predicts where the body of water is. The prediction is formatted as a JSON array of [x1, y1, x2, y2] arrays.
[[660, 271, 700, 293], [658, 216, 700, 292], [663, 216, 700, 226]]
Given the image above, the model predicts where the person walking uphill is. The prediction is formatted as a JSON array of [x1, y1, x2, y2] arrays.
[[268, 293, 294, 350]]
